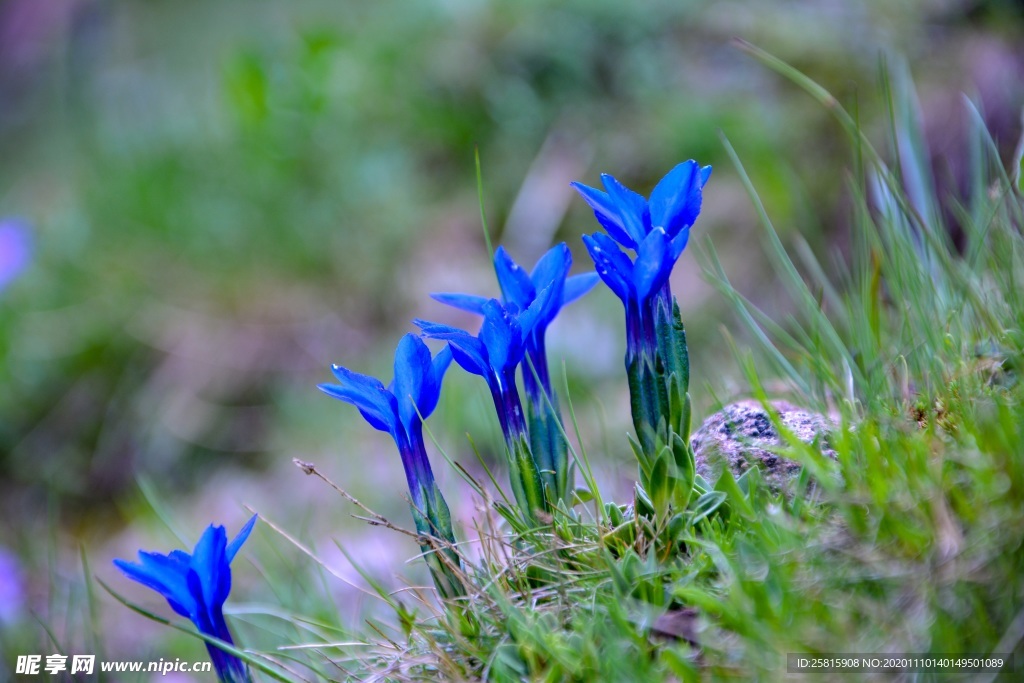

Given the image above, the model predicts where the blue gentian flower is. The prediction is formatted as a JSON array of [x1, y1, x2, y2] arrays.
[[416, 295, 557, 518], [432, 243, 597, 408], [0, 219, 32, 293], [431, 243, 597, 503], [571, 161, 711, 251], [319, 334, 452, 509], [573, 161, 710, 359], [114, 516, 257, 683], [572, 162, 711, 456], [318, 334, 463, 597], [415, 298, 551, 443], [581, 228, 681, 362]]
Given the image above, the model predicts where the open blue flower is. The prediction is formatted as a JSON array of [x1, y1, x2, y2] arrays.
[[416, 296, 558, 517], [415, 297, 550, 446], [581, 228, 682, 361], [574, 162, 711, 362], [319, 334, 452, 513], [571, 160, 711, 251], [430, 244, 597, 504], [114, 516, 257, 683], [573, 162, 711, 456], [431, 243, 597, 407], [319, 334, 464, 597]]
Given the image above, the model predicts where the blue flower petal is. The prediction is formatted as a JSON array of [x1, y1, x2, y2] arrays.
[[184, 568, 216, 638], [392, 334, 434, 428], [447, 340, 489, 377], [520, 280, 560, 338], [700, 165, 713, 186], [670, 226, 691, 261], [430, 292, 489, 315], [526, 244, 572, 331], [226, 515, 257, 564], [582, 234, 634, 303], [590, 232, 635, 273], [115, 553, 195, 620], [480, 299, 521, 373], [634, 228, 674, 301], [191, 525, 230, 608], [601, 174, 650, 246], [648, 160, 703, 238], [494, 247, 535, 309], [318, 366, 398, 435], [417, 344, 453, 417], [413, 319, 471, 339], [562, 272, 600, 306], [432, 343, 454, 379], [529, 243, 572, 291], [416, 320, 491, 377], [319, 385, 395, 432], [571, 181, 638, 248]]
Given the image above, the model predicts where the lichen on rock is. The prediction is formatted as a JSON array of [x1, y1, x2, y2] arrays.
[[690, 399, 837, 493]]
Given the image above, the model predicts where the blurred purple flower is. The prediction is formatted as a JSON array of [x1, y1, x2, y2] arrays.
[[0, 218, 32, 292], [0, 546, 25, 624]]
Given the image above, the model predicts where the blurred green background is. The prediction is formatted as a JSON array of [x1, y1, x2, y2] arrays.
[[1, 0, 1022, 668]]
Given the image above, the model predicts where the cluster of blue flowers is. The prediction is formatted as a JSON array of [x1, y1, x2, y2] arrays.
[[416, 243, 597, 519], [320, 158, 710, 579], [112, 161, 710, 673]]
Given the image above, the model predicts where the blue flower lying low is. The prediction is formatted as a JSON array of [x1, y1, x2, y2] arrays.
[[114, 515, 257, 683], [319, 333, 464, 597], [431, 243, 598, 505]]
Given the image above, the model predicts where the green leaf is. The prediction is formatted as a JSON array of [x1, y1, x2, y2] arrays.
[[620, 550, 643, 584], [734, 464, 761, 496], [671, 431, 695, 511], [680, 391, 693, 443], [627, 432, 652, 478], [513, 435, 547, 523], [688, 491, 726, 527], [671, 299, 690, 396], [634, 483, 656, 519], [572, 488, 595, 506], [649, 446, 673, 514], [714, 467, 756, 520], [667, 512, 688, 545], [605, 501, 625, 527]]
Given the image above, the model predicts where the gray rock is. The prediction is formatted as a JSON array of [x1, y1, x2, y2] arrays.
[[689, 400, 836, 493]]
